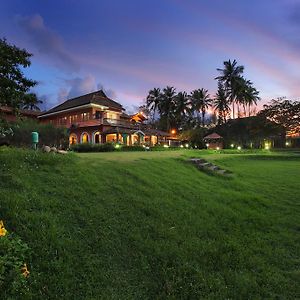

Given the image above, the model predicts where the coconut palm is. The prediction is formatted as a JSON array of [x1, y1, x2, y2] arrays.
[[159, 86, 176, 131], [214, 82, 230, 125], [215, 59, 244, 118], [146, 88, 161, 123], [174, 91, 190, 128], [22, 93, 42, 111], [190, 88, 212, 127]]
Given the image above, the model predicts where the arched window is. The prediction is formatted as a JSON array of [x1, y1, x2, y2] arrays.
[[81, 132, 90, 143], [93, 131, 101, 144], [69, 133, 78, 145]]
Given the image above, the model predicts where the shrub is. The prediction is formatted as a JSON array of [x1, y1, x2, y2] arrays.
[[0, 220, 31, 298], [1, 119, 68, 149], [121, 145, 145, 151], [70, 143, 115, 152]]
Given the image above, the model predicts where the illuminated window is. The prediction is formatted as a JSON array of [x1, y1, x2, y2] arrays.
[[69, 134, 77, 145], [81, 132, 89, 143]]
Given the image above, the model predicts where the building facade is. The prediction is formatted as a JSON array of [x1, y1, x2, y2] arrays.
[[38, 90, 176, 146]]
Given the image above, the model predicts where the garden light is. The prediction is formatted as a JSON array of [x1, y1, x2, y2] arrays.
[[237, 146, 241, 150], [171, 129, 176, 134], [185, 143, 189, 148], [285, 142, 290, 146], [115, 144, 120, 149], [206, 143, 209, 147], [163, 144, 169, 148], [216, 147, 220, 150], [230, 144, 234, 148], [180, 145, 184, 148]]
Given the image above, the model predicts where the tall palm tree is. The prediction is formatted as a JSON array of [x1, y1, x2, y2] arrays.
[[214, 82, 230, 125], [236, 78, 260, 117], [215, 59, 244, 119], [159, 86, 176, 131], [146, 88, 161, 123], [174, 91, 190, 128], [190, 88, 211, 127]]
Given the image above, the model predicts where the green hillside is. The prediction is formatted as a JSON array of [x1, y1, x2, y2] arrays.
[[0, 148, 299, 299]]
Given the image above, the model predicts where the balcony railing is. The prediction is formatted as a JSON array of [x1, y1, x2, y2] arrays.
[[57, 116, 133, 128]]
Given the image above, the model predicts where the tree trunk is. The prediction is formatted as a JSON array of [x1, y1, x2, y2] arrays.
[[202, 110, 205, 127]]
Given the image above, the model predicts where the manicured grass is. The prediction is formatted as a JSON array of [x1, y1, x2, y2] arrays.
[[0, 147, 299, 298]]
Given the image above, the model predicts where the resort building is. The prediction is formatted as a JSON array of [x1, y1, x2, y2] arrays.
[[38, 90, 176, 146]]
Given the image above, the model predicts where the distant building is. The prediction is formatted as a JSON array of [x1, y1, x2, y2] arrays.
[[0, 106, 40, 122], [203, 133, 223, 149], [38, 90, 176, 146]]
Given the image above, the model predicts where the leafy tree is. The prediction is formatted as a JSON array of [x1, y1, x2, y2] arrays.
[[0, 38, 39, 111], [258, 98, 300, 136]]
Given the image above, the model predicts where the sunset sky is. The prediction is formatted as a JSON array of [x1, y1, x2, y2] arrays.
[[1, 0, 300, 111]]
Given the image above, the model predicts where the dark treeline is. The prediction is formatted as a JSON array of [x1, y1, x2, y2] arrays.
[[144, 59, 260, 132]]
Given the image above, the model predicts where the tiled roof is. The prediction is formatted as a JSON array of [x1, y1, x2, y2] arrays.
[[39, 90, 123, 116], [203, 133, 223, 140]]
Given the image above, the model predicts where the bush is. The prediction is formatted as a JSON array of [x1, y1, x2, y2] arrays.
[[1, 119, 68, 149], [0, 221, 31, 298], [121, 145, 145, 151], [70, 143, 115, 152]]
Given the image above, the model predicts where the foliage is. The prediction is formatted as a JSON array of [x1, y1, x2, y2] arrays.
[[0, 38, 41, 111], [180, 127, 208, 148], [70, 142, 116, 152], [258, 97, 300, 135], [212, 115, 285, 148], [1, 119, 68, 148], [0, 221, 31, 298], [0, 147, 299, 298]]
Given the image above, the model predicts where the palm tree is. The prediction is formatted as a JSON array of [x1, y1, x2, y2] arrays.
[[174, 91, 190, 128], [215, 59, 244, 119], [214, 82, 230, 125], [190, 88, 211, 126], [236, 78, 260, 117], [159, 86, 176, 131], [22, 93, 42, 111], [146, 88, 161, 123]]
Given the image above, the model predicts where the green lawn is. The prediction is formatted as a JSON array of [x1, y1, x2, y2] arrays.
[[0, 147, 299, 299]]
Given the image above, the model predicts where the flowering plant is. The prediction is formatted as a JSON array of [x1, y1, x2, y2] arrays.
[[0, 220, 31, 297]]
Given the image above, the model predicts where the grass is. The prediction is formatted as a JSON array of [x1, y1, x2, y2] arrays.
[[0, 147, 299, 299]]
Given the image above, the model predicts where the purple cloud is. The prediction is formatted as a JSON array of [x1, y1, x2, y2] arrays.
[[17, 14, 79, 72]]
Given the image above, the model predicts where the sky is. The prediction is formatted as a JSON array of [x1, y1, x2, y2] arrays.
[[1, 0, 300, 112]]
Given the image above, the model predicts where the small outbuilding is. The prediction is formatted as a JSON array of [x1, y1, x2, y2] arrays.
[[203, 133, 223, 149]]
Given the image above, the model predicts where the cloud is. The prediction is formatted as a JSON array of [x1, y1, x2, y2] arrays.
[[97, 83, 117, 99], [17, 14, 79, 72], [65, 75, 96, 98]]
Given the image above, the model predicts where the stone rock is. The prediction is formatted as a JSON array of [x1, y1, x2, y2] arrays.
[[50, 147, 57, 152], [57, 150, 68, 155], [42, 146, 51, 153]]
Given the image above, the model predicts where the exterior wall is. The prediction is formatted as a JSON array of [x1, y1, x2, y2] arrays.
[[206, 141, 223, 150], [39, 107, 94, 127]]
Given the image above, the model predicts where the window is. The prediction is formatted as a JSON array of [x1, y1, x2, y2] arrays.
[[82, 112, 90, 121], [81, 132, 89, 143]]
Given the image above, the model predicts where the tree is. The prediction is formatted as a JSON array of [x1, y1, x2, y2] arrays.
[[0, 38, 38, 111], [173, 91, 190, 129], [215, 59, 244, 119], [258, 98, 300, 136], [146, 88, 161, 124], [190, 88, 211, 127], [22, 93, 43, 111], [214, 82, 230, 125], [159, 86, 176, 131]]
